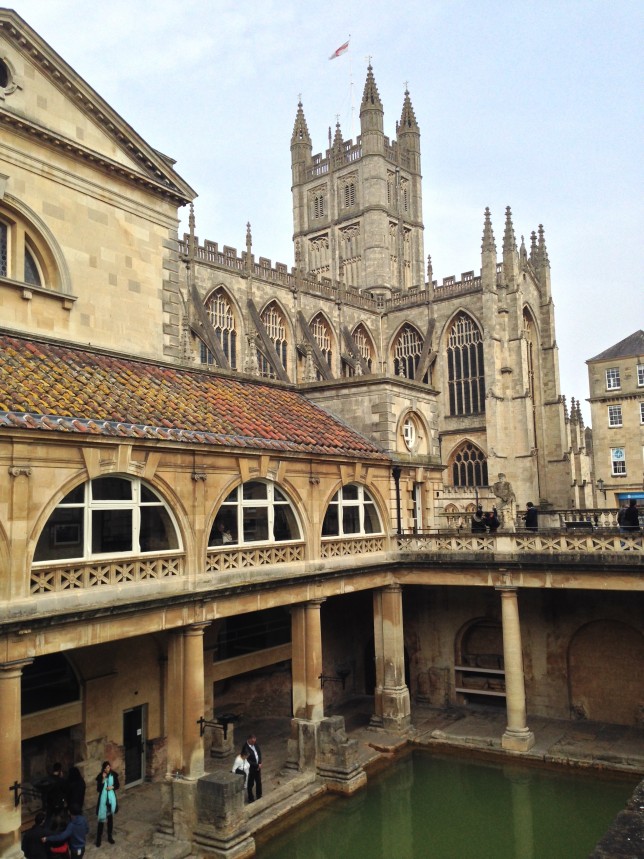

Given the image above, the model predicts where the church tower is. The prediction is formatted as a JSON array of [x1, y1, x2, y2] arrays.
[[291, 66, 425, 294]]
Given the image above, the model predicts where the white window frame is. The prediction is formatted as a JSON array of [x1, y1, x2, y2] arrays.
[[322, 484, 383, 538], [403, 416, 417, 450], [608, 405, 623, 427], [33, 477, 181, 563], [640, 402, 644, 424], [213, 480, 301, 546], [605, 367, 621, 390], [638, 365, 644, 387], [610, 447, 626, 476]]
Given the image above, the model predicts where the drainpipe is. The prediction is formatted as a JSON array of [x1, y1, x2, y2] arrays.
[[392, 466, 402, 535]]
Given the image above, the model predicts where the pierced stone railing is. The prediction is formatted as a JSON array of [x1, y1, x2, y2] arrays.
[[206, 542, 306, 573], [30, 553, 184, 594], [321, 536, 386, 557], [397, 531, 643, 554]]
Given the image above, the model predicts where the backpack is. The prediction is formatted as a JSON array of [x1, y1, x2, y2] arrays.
[[617, 507, 625, 525]]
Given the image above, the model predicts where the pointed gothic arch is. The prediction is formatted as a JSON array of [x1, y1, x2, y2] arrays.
[[391, 322, 428, 382], [200, 286, 238, 368], [445, 311, 485, 416], [449, 440, 488, 488], [309, 311, 335, 378], [258, 300, 291, 378], [343, 321, 376, 377]]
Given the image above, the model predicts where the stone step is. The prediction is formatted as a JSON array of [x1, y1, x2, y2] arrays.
[[245, 771, 327, 836]]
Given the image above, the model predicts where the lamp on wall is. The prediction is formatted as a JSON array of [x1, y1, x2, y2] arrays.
[[596, 478, 606, 499]]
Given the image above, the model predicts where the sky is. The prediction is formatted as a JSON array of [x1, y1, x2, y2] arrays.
[[10, 0, 644, 422]]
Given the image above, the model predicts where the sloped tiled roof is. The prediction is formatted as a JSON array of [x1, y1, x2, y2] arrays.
[[588, 330, 644, 362], [0, 334, 387, 460]]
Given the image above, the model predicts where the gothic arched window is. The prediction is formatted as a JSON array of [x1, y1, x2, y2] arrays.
[[523, 309, 536, 401], [393, 324, 427, 382], [344, 182, 356, 208], [201, 287, 237, 368], [311, 313, 333, 379], [343, 323, 374, 377], [450, 442, 488, 488], [259, 302, 288, 378], [447, 313, 485, 415]]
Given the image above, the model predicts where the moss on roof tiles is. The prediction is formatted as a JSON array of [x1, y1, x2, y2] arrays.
[[0, 334, 387, 460]]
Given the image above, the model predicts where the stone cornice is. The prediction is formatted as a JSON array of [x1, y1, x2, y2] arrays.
[[0, 11, 195, 204], [0, 108, 189, 204]]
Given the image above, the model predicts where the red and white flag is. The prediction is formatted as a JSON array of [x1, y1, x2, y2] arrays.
[[329, 39, 349, 60]]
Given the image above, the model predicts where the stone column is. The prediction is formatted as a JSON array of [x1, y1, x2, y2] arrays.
[[498, 585, 535, 751], [290, 605, 307, 719], [0, 659, 32, 859], [304, 599, 325, 721], [372, 584, 411, 731], [165, 632, 184, 778], [183, 623, 210, 779]]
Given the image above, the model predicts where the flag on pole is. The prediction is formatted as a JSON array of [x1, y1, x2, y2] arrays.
[[329, 39, 350, 60]]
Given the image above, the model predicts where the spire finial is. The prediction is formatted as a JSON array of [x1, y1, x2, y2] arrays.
[[291, 99, 312, 147], [426, 253, 433, 284], [399, 84, 419, 132], [482, 206, 496, 254], [503, 205, 516, 253], [529, 230, 538, 265], [537, 223, 550, 267]]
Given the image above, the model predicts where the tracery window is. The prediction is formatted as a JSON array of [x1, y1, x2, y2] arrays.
[[451, 442, 488, 488], [322, 484, 382, 537], [313, 194, 325, 219], [200, 287, 237, 368], [210, 480, 301, 545], [33, 477, 180, 563], [311, 313, 333, 378], [447, 313, 485, 415], [393, 324, 427, 382], [258, 302, 288, 378], [343, 182, 356, 208]]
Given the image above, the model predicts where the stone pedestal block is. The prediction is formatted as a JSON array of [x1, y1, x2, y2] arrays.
[[285, 717, 318, 772], [316, 716, 367, 795], [193, 772, 254, 859], [502, 728, 536, 752], [210, 723, 235, 759]]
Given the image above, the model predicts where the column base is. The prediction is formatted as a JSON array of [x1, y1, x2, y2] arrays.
[[502, 728, 535, 752]]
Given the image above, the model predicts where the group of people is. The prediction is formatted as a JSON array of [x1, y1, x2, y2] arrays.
[[471, 501, 539, 533], [22, 760, 119, 858], [471, 506, 500, 533], [231, 733, 262, 803]]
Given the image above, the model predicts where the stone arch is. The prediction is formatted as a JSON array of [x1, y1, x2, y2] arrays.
[[201, 284, 240, 369], [389, 321, 427, 382], [349, 321, 377, 373], [258, 299, 292, 378], [447, 439, 489, 487], [568, 620, 644, 725], [1, 193, 72, 293], [442, 310, 486, 416], [308, 310, 336, 377]]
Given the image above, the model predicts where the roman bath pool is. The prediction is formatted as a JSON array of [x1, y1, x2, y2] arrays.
[[256, 750, 638, 859]]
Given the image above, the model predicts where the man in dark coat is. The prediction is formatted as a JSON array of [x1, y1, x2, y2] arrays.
[[622, 499, 641, 532], [21, 812, 48, 859], [524, 502, 538, 531], [241, 734, 262, 802]]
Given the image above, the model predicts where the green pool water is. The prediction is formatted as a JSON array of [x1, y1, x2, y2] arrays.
[[256, 751, 636, 859]]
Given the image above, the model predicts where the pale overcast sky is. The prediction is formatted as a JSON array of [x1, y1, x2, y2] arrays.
[[10, 0, 644, 422]]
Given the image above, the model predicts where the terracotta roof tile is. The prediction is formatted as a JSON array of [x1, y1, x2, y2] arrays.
[[0, 334, 387, 461]]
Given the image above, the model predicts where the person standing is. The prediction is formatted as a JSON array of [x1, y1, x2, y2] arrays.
[[622, 499, 641, 533], [43, 805, 89, 858], [21, 812, 48, 859], [95, 761, 119, 847], [241, 734, 262, 802], [524, 502, 538, 531]]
